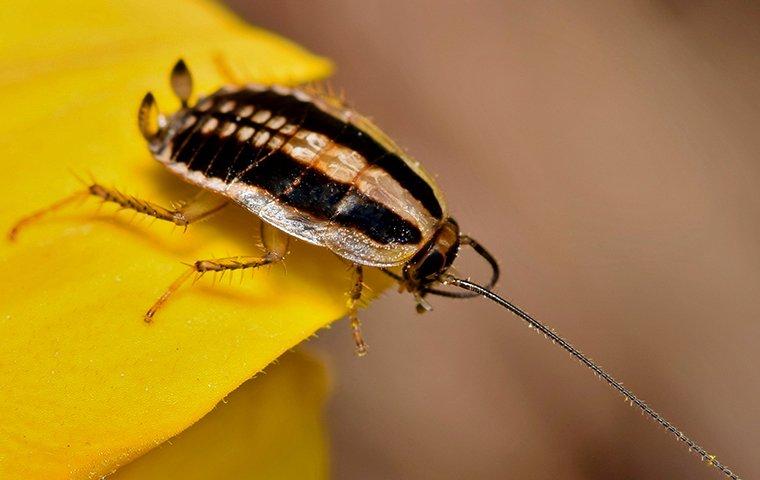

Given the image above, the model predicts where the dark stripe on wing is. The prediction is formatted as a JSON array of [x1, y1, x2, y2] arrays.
[[173, 131, 208, 168], [333, 190, 422, 245], [233, 146, 420, 245], [205, 133, 246, 179], [223, 135, 260, 182], [280, 169, 350, 218], [199, 88, 443, 219], [239, 150, 304, 197], [170, 116, 206, 165], [337, 128, 443, 219], [188, 128, 224, 173]]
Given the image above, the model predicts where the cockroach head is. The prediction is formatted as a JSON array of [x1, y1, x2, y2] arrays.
[[402, 218, 461, 292], [392, 221, 499, 304]]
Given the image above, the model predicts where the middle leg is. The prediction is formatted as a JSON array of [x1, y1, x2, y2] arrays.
[[347, 264, 369, 356]]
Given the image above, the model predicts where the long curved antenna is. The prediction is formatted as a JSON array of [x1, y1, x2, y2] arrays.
[[442, 275, 741, 480]]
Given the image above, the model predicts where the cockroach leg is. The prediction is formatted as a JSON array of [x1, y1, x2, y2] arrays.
[[84, 184, 228, 229], [145, 252, 284, 322], [414, 293, 432, 314], [7, 190, 88, 241], [347, 264, 368, 356], [144, 222, 289, 322], [8, 184, 227, 241], [258, 218, 290, 260]]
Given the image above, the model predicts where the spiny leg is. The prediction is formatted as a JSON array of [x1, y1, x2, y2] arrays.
[[145, 222, 290, 322], [8, 184, 227, 241], [8, 190, 88, 241], [145, 254, 281, 322], [87, 185, 228, 229], [348, 264, 369, 356]]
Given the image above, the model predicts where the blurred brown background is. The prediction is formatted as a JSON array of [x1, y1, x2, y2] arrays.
[[226, 1, 759, 478]]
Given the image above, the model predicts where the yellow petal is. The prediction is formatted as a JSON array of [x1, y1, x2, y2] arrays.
[[110, 351, 330, 480], [0, 1, 382, 478]]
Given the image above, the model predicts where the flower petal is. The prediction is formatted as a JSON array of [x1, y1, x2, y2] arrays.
[[0, 1, 379, 478], [110, 351, 329, 480]]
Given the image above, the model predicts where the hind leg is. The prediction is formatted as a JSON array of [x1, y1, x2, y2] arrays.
[[145, 221, 289, 322], [8, 183, 227, 241]]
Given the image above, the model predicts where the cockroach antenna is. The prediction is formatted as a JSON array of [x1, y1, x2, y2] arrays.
[[381, 238, 741, 477], [438, 274, 741, 480]]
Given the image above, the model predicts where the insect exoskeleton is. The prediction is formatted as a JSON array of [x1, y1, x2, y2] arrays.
[[12, 59, 499, 355], [148, 63, 448, 269], [144, 60, 500, 343]]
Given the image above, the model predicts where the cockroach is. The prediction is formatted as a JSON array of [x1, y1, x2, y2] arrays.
[[9, 60, 742, 479]]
